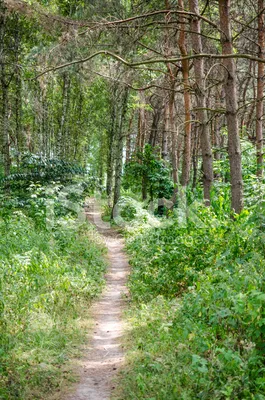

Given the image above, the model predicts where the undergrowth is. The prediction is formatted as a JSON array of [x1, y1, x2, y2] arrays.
[[0, 201, 106, 399], [115, 200, 265, 399]]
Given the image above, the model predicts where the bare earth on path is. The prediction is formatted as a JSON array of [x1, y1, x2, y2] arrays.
[[64, 201, 129, 400]]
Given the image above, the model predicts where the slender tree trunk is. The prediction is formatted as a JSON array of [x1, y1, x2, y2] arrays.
[[136, 90, 146, 152], [169, 90, 179, 203], [192, 122, 200, 190], [57, 72, 70, 158], [218, 0, 243, 214], [126, 110, 134, 163], [112, 87, 128, 216], [15, 70, 22, 160], [73, 91, 83, 161], [149, 105, 162, 147], [106, 93, 116, 199], [0, 4, 11, 177], [256, 0, 264, 176], [162, 102, 169, 160], [1, 82, 11, 176], [189, 0, 213, 205], [240, 62, 252, 130], [14, 20, 22, 168], [178, 0, 191, 187]]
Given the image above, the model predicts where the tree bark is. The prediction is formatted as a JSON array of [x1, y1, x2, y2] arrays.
[[218, 0, 243, 214], [189, 0, 213, 205], [106, 101, 116, 198], [126, 110, 134, 163], [136, 90, 146, 152], [112, 87, 128, 216], [256, 0, 264, 176], [0, 4, 11, 177], [57, 72, 70, 158], [169, 90, 179, 203], [192, 122, 199, 190], [162, 101, 169, 160], [178, 0, 192, 188], [149, 102, 162, 147]]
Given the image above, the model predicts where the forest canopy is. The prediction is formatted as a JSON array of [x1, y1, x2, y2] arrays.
[[0, 0, 264, 215]]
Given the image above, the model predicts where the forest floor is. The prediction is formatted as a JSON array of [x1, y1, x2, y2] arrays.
[[62, 200, 129, 400]]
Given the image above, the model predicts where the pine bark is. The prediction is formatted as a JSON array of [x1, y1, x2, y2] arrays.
[[57, 73, 70, 158], [178, 0, 192, 187], [112, 87, 128, 216], [256, 0, 264, 176], [0, 3, 11, 177], [189, 0, 213, 205], [218, 0, 243, 214]]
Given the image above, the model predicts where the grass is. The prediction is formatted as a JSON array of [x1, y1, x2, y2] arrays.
[[0, 211, 107, 399]]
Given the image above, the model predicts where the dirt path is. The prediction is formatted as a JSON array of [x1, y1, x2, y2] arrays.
[[64, 201, 129, 400]]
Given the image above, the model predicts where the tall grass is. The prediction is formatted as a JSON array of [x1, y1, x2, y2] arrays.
[[0, 212, 106, 399]]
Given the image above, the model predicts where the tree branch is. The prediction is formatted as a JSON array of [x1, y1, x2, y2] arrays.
[[33, 50, 265, 80]]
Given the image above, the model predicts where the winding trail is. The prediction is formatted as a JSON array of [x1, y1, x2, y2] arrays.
[[65, 200, 129, 400]]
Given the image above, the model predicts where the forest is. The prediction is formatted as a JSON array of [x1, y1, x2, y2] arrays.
[[1, 0, 265, 399]]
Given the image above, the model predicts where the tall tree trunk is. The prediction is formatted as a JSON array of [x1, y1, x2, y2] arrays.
[[169, 89, 179, 203], [57, 72, 70, 158], [163, 0, 179, 201], [192, 122, 200, 190], [218, 0, 243, 214], [178, 0, 192, 187], [136, 90, 146, 152], [162, 102, 169, 159], [256, 0, 264, 176], [126, 110, 134, 163], [189, 0, 213, 205], [1, 82, 11, 176], [106, 91, 117, 199], [15, 69, 22, 162], [112, 87, 128, 216], [14, 19, 22, 168], [149, 104, 162, 147], [0, 4, 11, 177]]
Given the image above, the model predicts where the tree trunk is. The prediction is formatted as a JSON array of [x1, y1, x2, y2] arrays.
[[169, 90, 179, 203], [162, 102, 169, 160], [57, 72, 70, 158], [106, 91, 117, 199], [126, 110, 134, 163], [218, 0, 243, 214], [1, 82, 11, 176], [256, 0, 264, 176], [149, 103, 162, 147], [112, 87, 128, 216], [192, 122, 200, 190], [136, 90, 146, 152], [0, 4, 11, 177], [189, 0, 213, 205], [178, 0, 192, 188]]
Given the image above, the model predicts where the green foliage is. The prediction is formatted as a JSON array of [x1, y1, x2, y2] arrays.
[[0, 153, 96, 186], [116, 202, 265, 399], [0, 199, 106, 399], [123, 144, 174, 200]]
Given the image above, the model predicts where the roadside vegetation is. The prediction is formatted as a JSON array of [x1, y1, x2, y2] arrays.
[[0, 164, 106, 400], [114, 147, 265, 400]]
